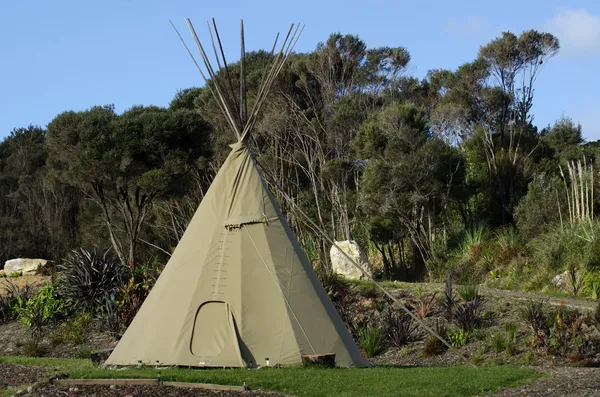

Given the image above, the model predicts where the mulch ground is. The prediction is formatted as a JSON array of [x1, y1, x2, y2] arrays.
[[491, 367, 600, 397], [0, 363, 48, 389], [26, 384, 287, 397]]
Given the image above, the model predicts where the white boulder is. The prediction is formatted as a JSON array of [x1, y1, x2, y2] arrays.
[[4, 258, 48, 276], [552, 270, 570, 290], [330, 240, 372, 280]]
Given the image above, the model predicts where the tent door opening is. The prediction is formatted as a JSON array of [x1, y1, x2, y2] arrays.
[[190, 301, 241, 360]]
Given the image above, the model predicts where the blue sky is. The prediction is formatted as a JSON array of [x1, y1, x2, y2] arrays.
[[1, 0, 600, 140]]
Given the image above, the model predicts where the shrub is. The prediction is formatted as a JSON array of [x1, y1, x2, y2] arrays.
[[584, 272, 600, 300], [116, 265, 157, 326], [422, 321, 448, 356], [358, 325, 384, 357], [15, 283, 69, 340], [491, 333, 507, 353], [520, 300, 549, 347], [22, 338, 48, 357], [491, 324, 518, 354], [458, 224, 489, 262], [565, 264, 583, 297], [515, 174, 565, 240], [458, 284, 480, 302], [440, 278, 456, 321], [448, 328, 468, 348], [382, 311, 422, 347], [60, 313, 92, 345], [471, 327, 488, 341], [593, 302, 600, 333], [58, 248, 126, 313], [98, 295, 123, 338], [410, 291, 438, 319], [453, 296, 486, 331], [75, 346, 94, 359], [494, 226, 523, 264], [0, 280, 34, 324], [505, 323, 518, 344], [549, 306, 585, 356]]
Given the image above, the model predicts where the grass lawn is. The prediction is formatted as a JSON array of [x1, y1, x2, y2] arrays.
[[0, 356, 542, 397]]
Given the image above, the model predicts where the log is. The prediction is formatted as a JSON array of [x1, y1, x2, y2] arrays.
[[90, 348, 114, 365], [301, 353, 336, 368]]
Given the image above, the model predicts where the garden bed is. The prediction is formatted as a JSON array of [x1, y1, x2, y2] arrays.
[[23, 384, 283, 397], [0, 363, 48, 389]]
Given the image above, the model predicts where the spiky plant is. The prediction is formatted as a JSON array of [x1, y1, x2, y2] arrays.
[[58, 248, 127, 313]]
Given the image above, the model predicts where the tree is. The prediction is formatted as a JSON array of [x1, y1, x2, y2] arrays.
[[46, 105, 212, 267]]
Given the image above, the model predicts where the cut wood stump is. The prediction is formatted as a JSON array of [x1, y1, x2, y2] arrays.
[[90, 348, 114, 365], [301, 353, 336, 368]]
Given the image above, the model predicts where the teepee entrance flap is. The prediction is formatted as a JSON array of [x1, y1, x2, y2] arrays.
[[190, 301, 244, 367]]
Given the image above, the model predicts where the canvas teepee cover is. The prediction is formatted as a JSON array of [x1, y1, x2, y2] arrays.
[[106, 19, 369, 368]]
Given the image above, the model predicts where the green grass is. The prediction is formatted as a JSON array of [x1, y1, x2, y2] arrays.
[[0, 356, 542, 397]]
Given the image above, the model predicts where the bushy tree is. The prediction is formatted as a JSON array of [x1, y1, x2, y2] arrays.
[[46, 105, 212, 267]]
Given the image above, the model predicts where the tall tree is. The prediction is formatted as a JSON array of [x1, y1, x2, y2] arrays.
[[46, 105, 212, 267]]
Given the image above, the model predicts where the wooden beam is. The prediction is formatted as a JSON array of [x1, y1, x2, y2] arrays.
[[52, 379, 246, 391]]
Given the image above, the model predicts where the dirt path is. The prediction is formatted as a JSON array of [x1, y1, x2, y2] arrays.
[[492, 367, 600, 397], [390, 281, 598, 312], [480, 287, 598, 312]]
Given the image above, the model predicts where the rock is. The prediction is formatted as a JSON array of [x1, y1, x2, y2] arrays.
[[91, 348, 114, 365], [109, 385, 117, 390], [26, 386, 34, 394], [330, 240, 372, 280], [3, 258, 48, 276], [553, 270, 570, 290]]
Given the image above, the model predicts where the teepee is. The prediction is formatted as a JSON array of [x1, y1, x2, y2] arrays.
[[106, 19, 370, 368]]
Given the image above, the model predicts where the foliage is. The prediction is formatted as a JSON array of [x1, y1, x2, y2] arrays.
[[422, 321, 449, 356], [0, 279, 34, 324], [565, 264, 583, 297], [316, 265, 348, 302], [382, 310, 423, 347], [458, 225, 488, 263], [448, 328, 468, 348], [15, 283, 69, 339], [46, 105, 212, 266], [583, 272, 600, 300], [115, 264, 159, 326], [548, 306, 585, 356], [21, 338, 48, 357], [515, 174, 565, 239], [458, 284, 480, 302], [592, 302, 600, 334], [491, 323, 518, 354], [440, 279, 456, 321], [520, 300, 549, 347], [58, 313, 93, 345], [97, 295, 123, 338], [410, 291, 438, 319], [58, 248, 126, 313], [491, 333, 507, 353], [0, 25, 580, 297], [453, 296, 486, 331], [357, 324, 384, 357]]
